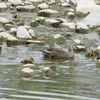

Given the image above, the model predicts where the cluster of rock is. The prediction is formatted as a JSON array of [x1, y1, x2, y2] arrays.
[[0, 0, 100, 45], [0, 0, 100, 69], [20, 57, 55, 78]]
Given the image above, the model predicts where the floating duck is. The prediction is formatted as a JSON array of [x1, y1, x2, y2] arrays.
[[42, 43, 76, 59], [85, 50, 99, 58], [21, 57, 34, 64]]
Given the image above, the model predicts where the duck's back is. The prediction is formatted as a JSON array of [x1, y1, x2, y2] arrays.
[[43, 48, 73, 59]]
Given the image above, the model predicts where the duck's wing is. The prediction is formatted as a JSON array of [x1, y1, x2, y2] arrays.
[[50, 48, 69, 58], [42, 48, 53, 57]]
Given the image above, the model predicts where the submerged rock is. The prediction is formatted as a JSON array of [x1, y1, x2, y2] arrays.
[[23, 64, 38, 69], [16, 5, 36, 12], [38, 9, 59, 17], [26, 40, 45, 45], [21, 67, 35, 77]]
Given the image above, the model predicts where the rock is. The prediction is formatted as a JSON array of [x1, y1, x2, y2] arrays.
[[67, 12, 75, 20], [74, 45, 86, 52], [0, 32, 18, 41], [61, 2, 70, 7], [38, 9, 59, 17], [60, 22, 75, 30], [29, 0, 42, 3], [0, 17, 10, 24], [16, 5, 36, 12], [77, 0, 100, 27], [0, 2, 7, 11], [23, 64, 38, 69], [53, 34, 65, 44], [4, 23, 14, 30], [26, 40, 45, 45], [17, 26, 32, 39], [35, 17, 45, 24], [44, 18, 61, 27], [8, 0, 22, 5], [38, 3, 49, 9], [24, 25, 31, 30], [54, 34, 62, 39], [21, 67, 35, 77], [28, 29, 36, 38], [70, 0, 78, 5], [74, 39, 81, 44], [41, 67, 53, 78], [96, 45, 100, 53], [96, 27, 100, 34], [77, 0, 95, 14], [96, 56, 100, 67], [9, 27, 17, 36], [76, 22, 89, 33], [30, 20, 39, 27], [48, 0, 56, 4]]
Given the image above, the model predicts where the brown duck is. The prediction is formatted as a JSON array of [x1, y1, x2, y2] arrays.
[[42, 44, 76, 59]]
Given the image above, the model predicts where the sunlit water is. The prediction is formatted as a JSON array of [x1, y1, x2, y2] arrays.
[[0, 39, 100, 100]]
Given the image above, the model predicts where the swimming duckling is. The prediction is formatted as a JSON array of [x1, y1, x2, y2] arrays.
[[85, 50, 99, 58], [21, 57, 34, 64], [96, 56, 100, 67], [42, 43, 76, 59]]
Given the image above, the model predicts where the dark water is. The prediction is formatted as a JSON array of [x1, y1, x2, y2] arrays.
[[0, 39, 100, 100]]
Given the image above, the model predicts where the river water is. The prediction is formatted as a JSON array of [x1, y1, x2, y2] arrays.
[[0, 2, 100, 99], [0, 30, 100, 100]]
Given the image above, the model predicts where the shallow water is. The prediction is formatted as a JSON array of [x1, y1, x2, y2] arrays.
[[0, 38, 100, 100], [0, 2, 100, 100]]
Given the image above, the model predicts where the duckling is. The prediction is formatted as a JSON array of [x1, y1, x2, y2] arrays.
[[96, 56, 100, 67], [21, 57, 34, 64], [42, 43, 76, 59], [85, 50, 99, 58]]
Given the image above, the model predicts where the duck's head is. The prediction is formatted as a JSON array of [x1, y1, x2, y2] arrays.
[[29, 57, 34, 63], [69, 43, 77, 52]]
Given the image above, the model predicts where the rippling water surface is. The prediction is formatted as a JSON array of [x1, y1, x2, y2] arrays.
[[0, 37, 100, 100]]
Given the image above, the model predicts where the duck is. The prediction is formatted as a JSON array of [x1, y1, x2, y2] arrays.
[[85, 50, 99, 58], [21, 57, 34, 64], [42, 43, 76, 59]]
